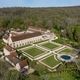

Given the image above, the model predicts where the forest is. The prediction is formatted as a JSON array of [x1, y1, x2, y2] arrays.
[[0, 6, 80, 48], [0, 6, 80, 80]]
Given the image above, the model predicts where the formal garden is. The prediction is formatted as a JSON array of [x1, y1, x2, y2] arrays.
[[39, 41, 60, 50], [17, 40, 77, 69], [56, 47, 77, 55], [0, 38, 79, 80], [40, 54, 61, 69], [22, 47, 44, 57]]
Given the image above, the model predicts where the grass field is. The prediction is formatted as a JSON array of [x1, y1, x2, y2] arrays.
[[23, 47, 44, 57], [42, 55, 60, 67], [41, 42, 59, 50], [58, 48, 76, 55]]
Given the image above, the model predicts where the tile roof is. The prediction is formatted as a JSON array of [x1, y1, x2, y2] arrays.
[[19, 60, 28, 69], [11, 32, 42, 42], [3, 34, 9, 40], [10, 51, 18, 57], [5, 45, 15, 52], [6, 55, 20, 65]]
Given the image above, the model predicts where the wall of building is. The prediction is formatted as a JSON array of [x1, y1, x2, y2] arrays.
[[12, 35, 46, 48], [3, 48, 10, 55], [16, 63, 20, 71], [3, 32, 57, 48], [24, 65, 29, 69], [3, 38, 8, 44]]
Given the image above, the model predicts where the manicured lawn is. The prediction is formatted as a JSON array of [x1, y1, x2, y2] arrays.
[[42, 55, 60, 67], [23, 47, 44, 57], [41, 42, 59, 50], [58, 48, 76, 54], [62, 48, 73, 52]]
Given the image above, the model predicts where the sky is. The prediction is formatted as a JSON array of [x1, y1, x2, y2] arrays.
[[0, 0, 80, 8]]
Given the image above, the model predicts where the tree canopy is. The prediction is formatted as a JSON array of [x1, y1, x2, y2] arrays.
[[0, 6, 80, 48]]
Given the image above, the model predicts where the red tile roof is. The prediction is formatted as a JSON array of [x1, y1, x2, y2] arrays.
[[11, 32, 42, 42], [5, 45, 15, 52], [10, 51, 18, 57], [19, 60, 28, 69], [6, 55, 20, 65]]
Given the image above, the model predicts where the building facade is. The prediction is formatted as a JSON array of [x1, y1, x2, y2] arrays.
[[4, 44, 29, 72], [3, 28, 57, 48]]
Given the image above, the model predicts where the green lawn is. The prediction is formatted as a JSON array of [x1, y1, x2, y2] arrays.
[[42, 55, 60, 67], [59, 48, 76, 54], [23, 47, 44, 57], [41, 42, 59, 50]]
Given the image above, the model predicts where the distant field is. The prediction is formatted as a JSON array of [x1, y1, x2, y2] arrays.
[[41, 42, 59, 50], [42, 55, 60, 67], [22, 47, 44, 57]]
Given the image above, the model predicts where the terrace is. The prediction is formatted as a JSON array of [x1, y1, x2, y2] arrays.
[[23, 47, 44, 57], [40, 55, 61, 69], [20, 46, 48, 60], [57, 47, 77, 55], [40, 41, 60, 50]]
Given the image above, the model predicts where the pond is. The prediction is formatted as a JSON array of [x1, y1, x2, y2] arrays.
[[57, 54, 74, 62], [61, 55, 71, 60]]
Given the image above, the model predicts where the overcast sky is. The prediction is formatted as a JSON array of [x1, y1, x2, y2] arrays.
[[0, 0, 80, 7]]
